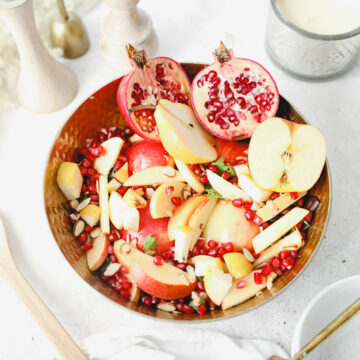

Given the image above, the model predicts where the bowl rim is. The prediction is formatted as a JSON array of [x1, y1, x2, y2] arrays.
[[43, 71, 332, 324], [291, 274, 360, 356]]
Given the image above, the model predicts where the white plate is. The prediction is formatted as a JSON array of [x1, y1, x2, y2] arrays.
[[291, 275, 360, 360]]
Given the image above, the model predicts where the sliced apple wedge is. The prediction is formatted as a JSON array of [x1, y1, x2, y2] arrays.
[[252, 207, 309, 254], [248, 117, 326, 192], [188, 255, 224, 277], [113, 162, 128, 183], [174, 159, 204, 194], [174, 225, 196, 263], [99, 175, 110, 234], [206, 170, 250, 201], [223, 253, 253, 279], [123, 189, 147, 208], [168, 195, 206, 240], [123, 166, 184, 187], [94, 137, 124, 176], [187, 197, 218, 249], [108, 178, 121, 193], [87, 233, 110, 271], [57, 162, 83, 200], [154, 99, 217, 164], [125, 274, 140, 302], [237, 174, 272, 203], [129, 251, 196, 299], [256, 192, 307, 223], [254, 230, 303, 268], [80, 204, 100, 227], [150, 181, 186, 219], [204, 266, 233, 306], [103, 263, 122, 276], [221, 271, 276, 310]]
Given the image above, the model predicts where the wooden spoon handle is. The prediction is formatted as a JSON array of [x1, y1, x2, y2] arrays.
[[2, 260, 88, 360]]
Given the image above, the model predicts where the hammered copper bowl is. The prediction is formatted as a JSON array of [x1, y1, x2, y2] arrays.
[[44, 63, 331, 322]]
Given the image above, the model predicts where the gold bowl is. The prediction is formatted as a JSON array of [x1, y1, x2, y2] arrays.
[[44, 63, 331, 322]]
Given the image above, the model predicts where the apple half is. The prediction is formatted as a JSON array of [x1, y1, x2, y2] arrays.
[[154, 99, 217, 164], [87, 233, 110, 271], [248, 117, 326, 192]]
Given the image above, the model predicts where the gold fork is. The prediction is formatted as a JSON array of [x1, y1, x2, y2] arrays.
[[0, 218, 88, 359]]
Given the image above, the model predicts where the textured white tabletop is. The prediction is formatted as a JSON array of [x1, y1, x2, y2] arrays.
[[0, 1, 359, 358]]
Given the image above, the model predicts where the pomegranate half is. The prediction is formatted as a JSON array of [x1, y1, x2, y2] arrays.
[[191, 42, 279, 140], [117, 45, 191, 141]]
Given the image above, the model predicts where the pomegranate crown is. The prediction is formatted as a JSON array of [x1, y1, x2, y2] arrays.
[[126, 44, 147, 68], [214, 41, 231, 64]]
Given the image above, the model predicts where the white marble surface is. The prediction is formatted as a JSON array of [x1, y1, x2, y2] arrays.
[[0, 1, 359, 358]]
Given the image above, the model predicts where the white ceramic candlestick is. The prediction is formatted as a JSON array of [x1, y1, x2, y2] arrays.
[[100, 0, 158, 74], [0, 0, 78, 113]]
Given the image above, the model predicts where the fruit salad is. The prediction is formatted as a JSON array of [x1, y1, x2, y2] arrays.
[[56, 43, 326, 315]]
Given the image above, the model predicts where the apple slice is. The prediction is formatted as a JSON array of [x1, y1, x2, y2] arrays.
[[204, 266, 233, 306], [237, 174, 272, 203], [187, 197, 218, 249], [206, 169, 250, 201], [123, 189, 147, 208], [221, 271, 277, 310], [173, 225, 196, 263], [154, 99, 217, 164], [252, 207, 309, 254], [57, 162, 83, 200], [87, 233, 110, 271], [103, 263, 122, 276], [188, 255, 224, 277], [248, 117, 326, 192], [256, 192, 307, 223], [99, 175, 110, 234], [80, 204, 100, 227], [254, 230, 303, 268], [203, 200, 259, 252], [108, 178, 121, 193], [94, 137, 124, 176], [129, 251, 196, 299], [150, 181, 186, 219], [123, 166, 184, 187], [113, 162, 128, 183], [113, 240, 140, 270], [223, 253, 253, 279], [125, 274, 140, 302], [168, 195, 207, 240], [233, 164, 250, 177], [174, 159, 204, 194]]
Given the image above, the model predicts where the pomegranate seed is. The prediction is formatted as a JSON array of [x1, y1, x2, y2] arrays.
[[207, 249, 217, 257], [81, 184, 87, 192], [151, 296, 159, 304], [208, 240, 218, 248], [253, 215, 262, 225], [297, 199, 304, 207], [162, 249, 173, 260], [193, 166, 202, 175], [82, 243, 93, 251], [109, 255, 118, 263], [208, 165, 218, 173], [304, 211, 313, 222], [221, 171, 231, 180], [279, 250, 289, 260], [244, 202, 252, 210], [176, 303, 184, 311], [296, 221, 303, 230], [229, 177, 237, 184], [84, 225, 93, 232], [176, 263, 186, 271], [290, 192, 299, 200], [245, 210, 254, 221], [82, 159, 90, 167], [182, 304, 195, 314], [79, 166, 87, 176], [153, 256, 164, 266], [78, 232, 87, 244], [232, 198, 244, 208], [171, 196, 181, 206], [252, 250, 260, 259], [270, 192, 280, 200], [197, 281, 205, 291], [107, 245, 114, 255], [290, 250, 298, 258], [282, 257, 295, 270], [254, 272, 263, 285], [197, 304, 207, 315], [261, 265, 273, 276], [270, 257, 281, 269], [143, 296, 152, 306], [200, 175, 208, 184], [200, 249, 207, 255], [166, 186, 174, 196], [262, 222, 269, 229], [218, 248, 226, 260], [237, 280, 247, 289], [224, 242, 234, 253], [88, 184, 97, 194]]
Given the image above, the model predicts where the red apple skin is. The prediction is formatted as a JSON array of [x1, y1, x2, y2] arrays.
[[215, 138, 249, 165], [130, 262, 196, 300], [121, 202, 173, 255], [126, 140, 169, 174]]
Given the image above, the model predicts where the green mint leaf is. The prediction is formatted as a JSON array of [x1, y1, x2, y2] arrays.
[[213, 156, 236, 177], [143, 234, 157, 251], [189, 301, 199, 310], [204, 186, 224, 199], [200, 294, 207, 305]]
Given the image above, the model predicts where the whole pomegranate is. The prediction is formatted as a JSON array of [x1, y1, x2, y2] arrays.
[[191, 42, 279, 140], [117, 44, 191, 141]]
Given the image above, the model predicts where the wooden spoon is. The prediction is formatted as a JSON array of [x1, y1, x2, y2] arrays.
[[268, 297, 360, 360], [0, 218, 88, 359]]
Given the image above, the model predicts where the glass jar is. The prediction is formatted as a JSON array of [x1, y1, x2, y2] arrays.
[[266, 0, 360, 80]]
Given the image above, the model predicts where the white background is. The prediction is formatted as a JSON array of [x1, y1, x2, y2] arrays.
[[0, 0, 360, 358]]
